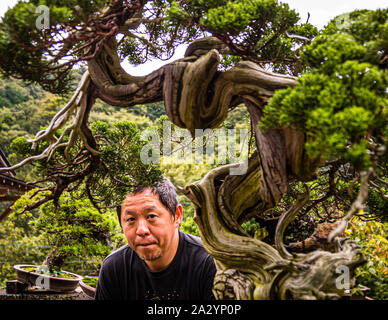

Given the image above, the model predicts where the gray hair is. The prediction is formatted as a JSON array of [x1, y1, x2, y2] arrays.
[[116, 178, 178, 225]]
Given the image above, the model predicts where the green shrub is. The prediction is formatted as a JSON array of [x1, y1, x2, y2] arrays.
[[345, 213, 388, 299], [180, 216, 200, 237]]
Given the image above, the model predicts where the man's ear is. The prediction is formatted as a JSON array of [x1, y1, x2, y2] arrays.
[[116, 205, 122, 228], [174, 204, 183, 227]]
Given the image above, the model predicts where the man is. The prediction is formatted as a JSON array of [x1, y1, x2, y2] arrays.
[[95, 178, 217, 300]]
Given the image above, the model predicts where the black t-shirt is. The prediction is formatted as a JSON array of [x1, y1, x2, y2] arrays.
[[95, 231, 217, 300]]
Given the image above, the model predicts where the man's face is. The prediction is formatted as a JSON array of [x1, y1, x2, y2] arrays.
[[121, 189, 182, 265]]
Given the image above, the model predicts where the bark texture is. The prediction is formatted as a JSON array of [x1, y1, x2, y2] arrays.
[[182, 162, 365, 299], [3, 36, 364, 299], [86, 36, 364, 300]]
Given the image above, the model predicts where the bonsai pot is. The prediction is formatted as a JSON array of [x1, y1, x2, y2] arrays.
[[79, 276, 98, 299], [13, 264, 83, 293]]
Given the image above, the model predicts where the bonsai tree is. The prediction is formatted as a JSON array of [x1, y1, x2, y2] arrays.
[[11, 189, 124, 273], [0, 0, 386, 299], [9, 119, 162, 272], [9, 120, 163, 211]]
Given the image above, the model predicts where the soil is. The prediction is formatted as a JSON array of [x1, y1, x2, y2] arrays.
[[23, 266, 79, 279]]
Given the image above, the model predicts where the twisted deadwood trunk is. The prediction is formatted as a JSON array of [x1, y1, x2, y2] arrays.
[[2, 35, 364, 299], [86, 36, 365, 300], [181, 161, 365, 299]]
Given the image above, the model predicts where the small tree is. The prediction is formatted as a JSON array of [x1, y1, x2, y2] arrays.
[[10, 120, 163, 211], [12, 190, 124, 272], [9, 119, 163, 272]]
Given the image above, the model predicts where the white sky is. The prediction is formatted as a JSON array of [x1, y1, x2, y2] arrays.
[[1, 0, 387, 75]]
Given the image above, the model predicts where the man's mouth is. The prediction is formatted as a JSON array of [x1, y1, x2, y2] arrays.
[[137, 243, 157, 247]]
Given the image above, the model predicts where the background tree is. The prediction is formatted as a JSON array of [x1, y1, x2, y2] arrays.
[[0, 0, 386, 299], [11, 189, 124, 272]]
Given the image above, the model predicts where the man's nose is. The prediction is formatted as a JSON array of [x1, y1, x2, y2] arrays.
[[136, 219, 150, 236]]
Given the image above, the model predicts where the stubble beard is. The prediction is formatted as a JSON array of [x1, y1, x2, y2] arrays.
[[142, 252, 163, 261], [138, 247, 163, 261]]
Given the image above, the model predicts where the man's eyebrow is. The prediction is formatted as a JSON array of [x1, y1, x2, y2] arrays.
[[123, 206, 158, 215], [123, 209, 136, 216]]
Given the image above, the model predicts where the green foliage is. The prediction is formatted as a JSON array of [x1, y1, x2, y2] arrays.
[[167, 0, 317, 73], [154, 105, 252, 188], [11, 189, 125, 272], [241, 217, 270, 240], [260, 9, 388, 170], [82, 276, 99, 288], [0, 0, 107, 93], [119, 37, 147, 65], [0, 72, 84, 154], [0, 0, 317, 91], [180, 216, 200, 237], [0, 213, 50, 287], [145, 103, 166, 122], [115, 1, 202, 65], [89, 101, 165, 130], [202, 1, 290, 35], [241, 217, 260, 236], [179, 195, 195, 219], [0, 188, 125, 285], [0, 84, 29, 107], [8, 119, 164, 208], [345, 213, 388, 299], [90, 120, 164, 207], [365, 186, 388, 223]]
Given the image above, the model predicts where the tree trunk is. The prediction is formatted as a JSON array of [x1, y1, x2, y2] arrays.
[[76, 36, 367, 299], [182, 161, 366, 300]]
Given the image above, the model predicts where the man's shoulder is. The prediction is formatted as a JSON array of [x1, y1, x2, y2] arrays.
[[101, 244, 131, 268], [180, 231, 204, 248], [179, 231, 216, 288], [180, 231, 212, 260]]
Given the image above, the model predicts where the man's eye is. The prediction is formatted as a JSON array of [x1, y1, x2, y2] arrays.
[[147, 214, 157, 220], [126, 217, 135, 223]]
